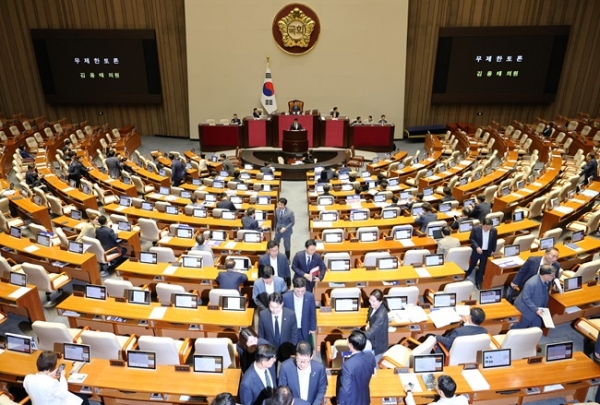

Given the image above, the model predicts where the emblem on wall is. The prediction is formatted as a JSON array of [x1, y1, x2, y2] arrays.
[[272, 4, 320, 55]]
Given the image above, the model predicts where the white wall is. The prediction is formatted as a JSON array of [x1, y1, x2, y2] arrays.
[[185, 0, 409, 140]]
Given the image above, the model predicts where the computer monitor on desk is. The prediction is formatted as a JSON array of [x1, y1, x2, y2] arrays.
[[329, 259, 350, 272], [221, 295, 246, 311], [63, 343, 91, 374], [479, 288, 502, 305], [563, 276, 582, 292], [177, 227, 194, 239], [377, 257, 398, 270], [9, 271, 27, 287], [545, 341, 573, 362], [173, 293, 198, 309], [411, 354, 444, 373], [194, 355, 224, 373], [182, 255, 203, 269], [386, 295, 407, 310], [5, 333, 33, 354], [140, 252, 158, 265], [10, 226, 21, 239], [433, 293, 456, 308], [394, 228, 412, 240], [480, 348, 511, 369], [128, 289, 151, 304], [127, 350, 156, 370], [85, 284, 106, 300], [71, 209, 82, 220]]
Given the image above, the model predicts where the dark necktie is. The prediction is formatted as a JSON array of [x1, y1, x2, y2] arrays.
[[306, 255, 312, 269], [274, 316, 280, 347], [265, 369, 273, 394], [279, 209, 284, 220]]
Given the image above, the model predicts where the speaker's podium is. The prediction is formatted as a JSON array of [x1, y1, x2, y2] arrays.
[[282, 130, 308, 155]]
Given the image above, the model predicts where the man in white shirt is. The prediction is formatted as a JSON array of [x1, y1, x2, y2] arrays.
[[283, 277, 317, 343], [259, 240, 292, 286], [239, 344, 278, 405], [278, 342, 328, 405], [404, 375, 468, 405]]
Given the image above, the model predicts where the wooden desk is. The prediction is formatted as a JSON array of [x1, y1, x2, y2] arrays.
[[144, 192, 275, 214], [115, 130, 141, 156], [418, 157, 478, 191], [181, 183, 280, 199], [453, 219, 540, 244], [198, 123, 243, 152], [324, 352, 599, 404], [366, 151, 408, 174], [483, 238, 600, 289], [0, 281, 45, 322], [57, 295, 254, 339], [540, 181, 600, 235], [158, 234, 267, 258], [126, 161, 170, 188], [84, 159, 137, 197], [0, 233, 100, 284], [39, 172, 99, 211], [8, 194, 53, 230], [315, 237, 438, 263], [391, 153, 443, 184], [548, 284, 600, 325]]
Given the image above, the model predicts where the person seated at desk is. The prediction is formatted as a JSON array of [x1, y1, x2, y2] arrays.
[[229, 170, 243, 184], [253, 108, 262, 119], [351, 116, 362, 125], [191, 233, 215, 260], [24, 350, 89, 405], [302, 150, 314, 164], [242, 207, 260, 230], [510, 247, 560, 291], [338, 164, 351, 175], [25, 164, 45, 189], [318, 171, 329, 184], [364, 115, 373, 124], [450, 207, 471, 230], [290, 118, 303, 131], [388, 196, 400, 207], [216, 258, 248, 291], [259, 240, 291, 286], [237, 328, 270, 373], [62, 139, 73, 155], [321, 184, 333, 197], [253, 265, 288, 311], [581, 152, 598, 183], [231, 113, 241, 125], [219, 153, 236, 176], [189, 194, 202, 207], [330, 107, 340, 118], [216, 193, 237, 211], [512, 265, 554, 329], [437, 226, 460, 257], [239, 343, 278, 405], [541, 121, 554, 137], [434, 307, 487, 351], [404, 374, 468, 405], [414, 202, 437, 233], [467, 194, 490, 224], [19, 145, 34, 161], [441, 186, 454, 202], [198, 153, 208, 172], [261, 161, 275, 174], [76, 213, 98, 242], [378, 114, 388, 124], [404, 192, 423, 211], [290, 102, 302, 115]]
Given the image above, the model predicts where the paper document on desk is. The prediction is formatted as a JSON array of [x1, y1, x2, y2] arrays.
[[374, 202, 388, 208], [159, 236, 172, 244], [553, 206, 574, 214], [399, 239, 415, 247], [316, 242, 325, 250], [148, 193, 161, 199], [491, 257, 525, 268], [61, 310, 80, 317], [115, 206, 126, 212], [62, 187, 75, 192], [68, 373, 87, 383], [428, 308, 461, 328], [520, 188, 534, 194], [462, 369, 490, 391], [455, 305, 470, 316], [539, 307, 555, 328], [163, 266, 179, 275], [399, 373, 423, 392], [406, 305, 428, 323], [423, 196, 436, 202], [571, 199, 586, 204], [414, 267, 431, 278], [149, 306, 167, 320], [390, 310, 410, 324], [165, 195, 177, 201], [428, 175, 441, 181], [543, 384, 564, 392], [23, 245, 40, 253], [582, 189, 599, 198], [105, 178, 115, 183], [8, 287, 30, 299], [223, 241, 237, 249], [314, 221, 333, 228]]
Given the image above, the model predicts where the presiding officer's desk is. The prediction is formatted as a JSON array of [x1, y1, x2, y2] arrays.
[[483, 238, 600, 290], [0, 351, 240, 404], [0, 232, 101, 284], [116, 260, 258, 295], [0, 280, 45, 322], [548, 283, 600, 325], [57, 294, 254, 340], [324, 352, 600, 404], [316, 298, 519, 348]]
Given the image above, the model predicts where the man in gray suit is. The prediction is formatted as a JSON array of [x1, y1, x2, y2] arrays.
[[219, 153, 235, 176], [512, 266, 554, 329], [105, 149, 122, 178], [435, 307, 487, 351], [253, 265, 288, 311], [437, 226, 460, 257], [274, 198, 295, 260], [414, 202, 438, 233]]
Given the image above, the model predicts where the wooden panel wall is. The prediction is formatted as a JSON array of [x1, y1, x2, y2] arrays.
[[405, 0, 600, 128], [0, 0, 188, 137]]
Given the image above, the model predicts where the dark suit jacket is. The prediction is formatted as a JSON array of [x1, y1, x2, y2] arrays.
[[239, 363, 277, 405], [221, 159, 235, 176], [278, 358, 327, 405], [581, 158, 598, 181], [282, 290, 316, 342], [215, 271, 247, 290], [242, 216, 259, 230], [171, 159, 186, 184], [290, 122, 304, 130], [336, 351, 376, 405], [364, 306, 389, 355], [451, 217, 470, 230], [514, 275, 549, 326], [469, 202, 491, 223], [435, 324, 488, 349], [216, 200, 236, 211], [469, 226, 497, 254], [105, 156, 122, 178], [95, 225, 120, 251], [259, 253, 291, 281], [414, 212, 438, 233], [512, 257, 561, 289], [274, 208, 295, 236], [258, 307, 298, 349], [291, 251, 326, 282]]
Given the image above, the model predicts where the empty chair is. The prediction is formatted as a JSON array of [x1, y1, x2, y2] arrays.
[[438, 334, 491, 366], [31, 320, 86, 351], [22, 263, 71, 307], [405, 169, 426, 186], [208, 288, 241, 306], [94, 184, 119, 206], [356, 226, 379, 241], [47, 195, 75, 216], [138, 218, 169, 242], [82, 236, 124, 277], [131, 175, 155, 195], [567, 210, 600, 235], [513, 234, 536, 252], [490, 327, 542, 360], [80, 330, 137, 360], [321, 228, 345, 243], [0, 211, 24, 232], [483, 185, 498, 203], [0, 256, 22, 280], [561, 259, 600, 284], [386, 286, 420, 305], [149, 246, 177, 263], [379, 335, 437, 368], [137, 336, 192, 365], [156, 283, 186, 305], [29, 223, 61, 246], [194, 337, 236, 369], [573, 317, 600, 343], [444, 247, 472, 271], [104, 279, 140, 298], [402, 249, 430, 266]]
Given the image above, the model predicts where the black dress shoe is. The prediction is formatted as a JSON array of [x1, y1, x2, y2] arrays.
[[476, 282, 482, 290]]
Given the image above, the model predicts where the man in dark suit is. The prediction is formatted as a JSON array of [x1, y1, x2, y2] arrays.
[[216, 258, 247, 291], [260, 161, 274, 174], [465, 218, 497, 290], [468, 194, 491, 223], [414, 202, 438, 233], [253, 266, 288, 311], [289, 118, 303, 130], [510, 247, 561, 290], [274, 198, 295, 260], [219, 153, 236, 176], [595, 338, 600, 402], [105, 149, 122, 179], [512, 266, 554, 329], [581, 152, 598, 183], [435, 307, 487, 351], [239, 343, 277, 405], [216, 193, 236, 211], [450, 207, 471, 230], [259, 240, 291, 286], [441, 186, 454, 202], [283, 278, 316, 344], [95, 216, 126, 276], [253, 108, 262, 119], [242, 207, 260, 231], [336, 330, 376, 405], [278, 342, 327, 405], [231, 113, 241, 125], [258, 292, 298, 360], [330, 107, 340, 118], [291, 239, 326, 293], [170, 154, 186, 187]]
